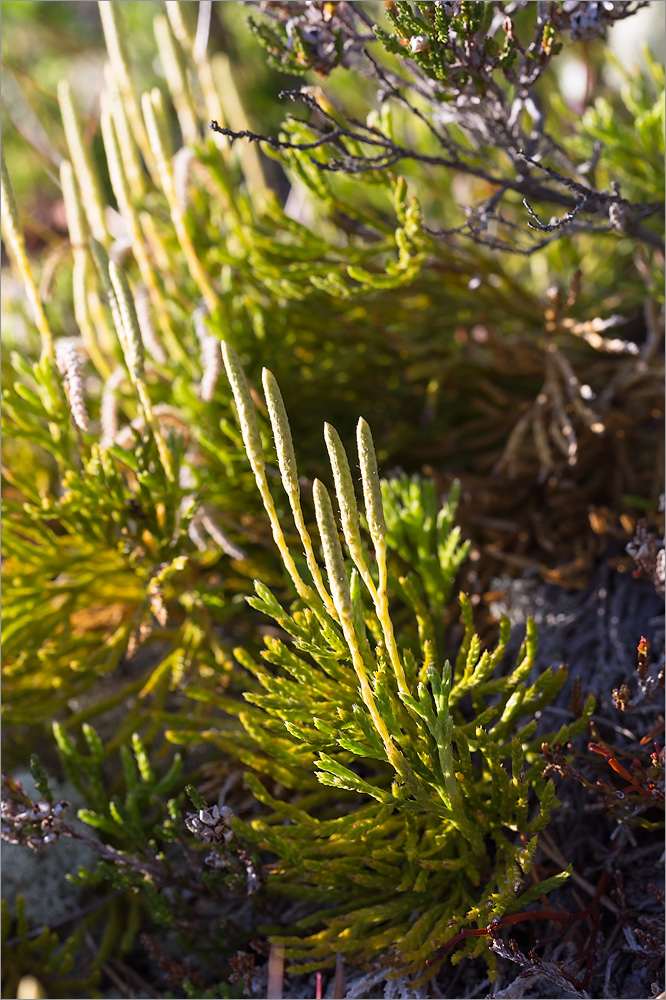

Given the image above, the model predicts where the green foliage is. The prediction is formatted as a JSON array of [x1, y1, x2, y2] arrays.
[[29, 753, 54, 805], [579, 48, 665, 205], [1, 897, 101, 1000], [53, 724, 183, 847], [213, 347, 594, 972], [379, 1, 508, 85], [5, 732, 260, 992], [1, 0, 662, 991], [381, 474, 468, 625], [165, 982, 243, 1000], [1, 330, 254, 739]]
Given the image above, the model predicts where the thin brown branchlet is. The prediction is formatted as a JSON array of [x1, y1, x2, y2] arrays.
[[198, 512, 247, 561], [612, 635, 665, 711], [2, 772, 183, 885], [55, 338, 90, 431], [187, 516, 209, 553], [232, 2, 662, 255]]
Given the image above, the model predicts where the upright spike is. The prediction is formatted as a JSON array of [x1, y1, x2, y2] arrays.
[[220, 342, 265, 480], [313, 479, 408, 776], [141, 88, 218, 313], [312, 480, 353, 627], [104, 62, 146, 197], [154, 14, 199, 145], [1, 156, 53, 358], [263, 370, 336, 616], [356, 417, 409, 697], [262, 369, 299, 499], [98, 0, 159, 183], [108, 261, 145, 382], [59, 159, 111, 378], [100, 89, 172, 348], [357, 417, 387, 558], [324, 422, 367, 575], [57, 80, 107, 243], [55, 338, 90, 431], [221, 343, 316, 607]]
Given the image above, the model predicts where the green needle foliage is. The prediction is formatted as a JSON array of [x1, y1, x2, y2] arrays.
[[1, 1, 662, 992], [2, 731, 259, 996], [217, 343, 593, 974], [1, 896, 101, 1000]]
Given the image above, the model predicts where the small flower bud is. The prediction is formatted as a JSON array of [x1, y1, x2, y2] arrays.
[[409, 34, 430, 53]]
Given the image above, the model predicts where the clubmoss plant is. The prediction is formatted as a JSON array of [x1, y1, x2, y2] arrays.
[[218, 343, 594, 975], [1, 1, 662, 993], [0, 155, 53, 359]]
